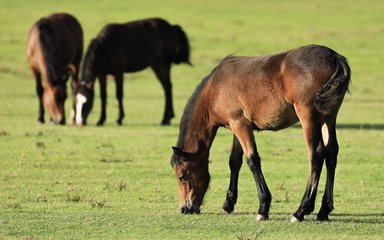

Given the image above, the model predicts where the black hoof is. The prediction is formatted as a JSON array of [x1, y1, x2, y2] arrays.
[[58, 119, 66, 125], [222, 200, 235, 213], [316, 213, 330, 221], [161, 119, 171, 126], [116, 119, 123, 126]]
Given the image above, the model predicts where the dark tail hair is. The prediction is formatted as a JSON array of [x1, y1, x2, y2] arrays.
[[37, 18, 59, 85], [313, 55, 351, 115], [172, 25, 191, 65]]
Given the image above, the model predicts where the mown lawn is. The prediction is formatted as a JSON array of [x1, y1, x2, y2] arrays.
[[0, 0, 383, 239]]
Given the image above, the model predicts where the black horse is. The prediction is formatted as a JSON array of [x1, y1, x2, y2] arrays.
[[75, 18, 191, 126]]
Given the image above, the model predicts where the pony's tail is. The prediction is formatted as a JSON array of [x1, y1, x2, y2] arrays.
[[313, 54, 351, 115], [37, 18, 58, 84], [172, 25, 191, 65]]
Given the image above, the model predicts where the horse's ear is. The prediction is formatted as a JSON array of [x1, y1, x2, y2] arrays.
[[172, 146, 186, 158]]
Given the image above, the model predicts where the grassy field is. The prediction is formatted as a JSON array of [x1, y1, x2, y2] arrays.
[[1, 0, 384, 239]]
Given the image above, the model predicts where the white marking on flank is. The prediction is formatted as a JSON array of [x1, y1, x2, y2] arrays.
[[75, 93, 86, 125]]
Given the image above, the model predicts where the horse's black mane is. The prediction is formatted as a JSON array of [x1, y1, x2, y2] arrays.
[[175, 56, 235, 151], [81, 37, 104, 84], [175, 64, 226, 150], [38, 18, 59, 86]]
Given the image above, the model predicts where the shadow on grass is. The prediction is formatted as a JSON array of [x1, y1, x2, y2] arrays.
[[329, 212, 384, 224], [201, 211, 384, 224], [291, 123, 384, 130]]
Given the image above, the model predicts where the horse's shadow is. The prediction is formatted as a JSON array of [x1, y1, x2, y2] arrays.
[[292, 123, 384, 130], [202, 211, 384, 224]]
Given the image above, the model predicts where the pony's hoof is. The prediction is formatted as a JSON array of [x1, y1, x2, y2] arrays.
[[161, 119, 171, 126], [315, 215, 329, 221], [256, 214, 268, 221], [290, 216, 302, 222], [222, 201, 234, 213], [116, 120, 123, 126]]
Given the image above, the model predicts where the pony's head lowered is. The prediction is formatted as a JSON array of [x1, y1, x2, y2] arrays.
[[75, 38, 100, 126], [171, 147, 210, 214], [38, 19, 73, 124], [75, 81, 94, 126]]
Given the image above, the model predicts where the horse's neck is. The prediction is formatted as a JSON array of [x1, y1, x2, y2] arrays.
[[82, 58, 97, 85], [180, 103, 217, 155]]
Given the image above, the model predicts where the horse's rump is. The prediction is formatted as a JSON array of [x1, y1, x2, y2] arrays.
[[28, 13, 83, 86], [313, 55, 351, 115]]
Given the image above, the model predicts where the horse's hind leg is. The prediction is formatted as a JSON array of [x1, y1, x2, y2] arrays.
[[222, 135, 243, 213], [115, 73, 125, 126], [34, 69, 44, 124], [231, 122, 271, 220], [292, 107, 325, 222], [97, 75, 107, 126], [317, 118, 338, 221], [151, 62, 174, 126]]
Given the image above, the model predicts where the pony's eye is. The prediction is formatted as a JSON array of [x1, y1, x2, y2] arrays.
[[179, 174, 186, 183]]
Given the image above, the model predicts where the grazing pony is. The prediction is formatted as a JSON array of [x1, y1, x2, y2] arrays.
[[26, 13, 83, 124], [171, 45, 351, 222], [75, 18, 191, 126]]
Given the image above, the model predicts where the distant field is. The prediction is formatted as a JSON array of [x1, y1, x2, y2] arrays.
[[0, 0, 383, 239]]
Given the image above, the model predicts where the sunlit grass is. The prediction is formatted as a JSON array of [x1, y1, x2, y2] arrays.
[[0, 0, 384, 239]]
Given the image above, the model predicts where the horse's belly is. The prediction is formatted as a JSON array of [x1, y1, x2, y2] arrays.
[[254, 105, 298, 131]]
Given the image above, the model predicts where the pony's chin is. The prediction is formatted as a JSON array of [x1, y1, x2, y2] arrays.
[[180, 205, 201, 214]]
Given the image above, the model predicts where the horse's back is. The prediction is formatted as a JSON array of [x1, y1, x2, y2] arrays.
[[93, 18, 179, 73], [207, 53, 295, 130], [205, 45, 348, 130], [40, 13, 83, 64], [27, 13, 83, 70]]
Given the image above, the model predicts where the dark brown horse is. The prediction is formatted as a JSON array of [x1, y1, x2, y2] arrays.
[[26, 13, 83, 124], [171, 45, 351, 222], [75, 18, 191, 126]]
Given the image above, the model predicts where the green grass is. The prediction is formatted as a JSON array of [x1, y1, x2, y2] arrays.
[[1, 0, 384, 239]]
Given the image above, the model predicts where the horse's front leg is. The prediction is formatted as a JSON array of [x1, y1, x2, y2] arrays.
[[222, 135, 243, 213], [97, 75, 107, 126], [115, 73, 125, 125], [34, 70, 45, 124], [231, 123, 271, 221], [292, 113, 325, 222]]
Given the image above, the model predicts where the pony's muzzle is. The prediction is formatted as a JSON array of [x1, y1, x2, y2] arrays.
[[180, 205, 200, 214]]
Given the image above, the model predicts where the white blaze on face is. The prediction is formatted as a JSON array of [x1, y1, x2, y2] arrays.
[[76, 93, 87, 125]]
